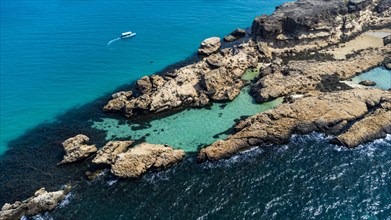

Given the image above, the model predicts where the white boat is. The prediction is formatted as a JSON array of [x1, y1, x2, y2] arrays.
[[121, 31, 136, 39]]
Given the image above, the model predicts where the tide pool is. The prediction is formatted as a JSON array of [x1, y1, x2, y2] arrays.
[[92, 86, 282, 152], [0, 0, 286, 155], [351, 67, 391, 90]]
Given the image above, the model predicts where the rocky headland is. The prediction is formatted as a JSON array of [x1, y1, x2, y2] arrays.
[[1, 0, 390, 218], [102, 0, 390, 162]]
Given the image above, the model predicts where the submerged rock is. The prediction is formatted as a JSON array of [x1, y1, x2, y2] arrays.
[[198, 37, 221, 55], [111, 143, 185, 178], [0, 186, 71, 220], [92, 140, 134, 165], [359, 80, 377, 86], [58, 134, 97, 165], [198, 89, 391, 161]]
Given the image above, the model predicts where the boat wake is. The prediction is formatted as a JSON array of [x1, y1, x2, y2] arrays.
[[106, 37, 120, 46]]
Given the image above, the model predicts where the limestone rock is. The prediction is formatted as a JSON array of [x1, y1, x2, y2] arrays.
[[0, 186, 71, 220], [92, 140, 134, 165], [198, 89, 391, 161], [231, 28, 246, 38], [359, 80, 376, 86], [104, 43, 258, 117], [111, 143, 185, 178], [201, 67, 245, 101], [335, 106, 391, 147], [251, 0, 391, 51], [58, 134, 97, 165], [198, 37, 221, 56], [223, 35, 237, 42], [224, 28, 247, 42], [251, 47, 388, 102], [103, 91, 133, 112]]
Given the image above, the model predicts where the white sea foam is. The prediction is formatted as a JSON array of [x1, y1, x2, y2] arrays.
[[58, 192, 72, 208], [107, 179, 119, 186]]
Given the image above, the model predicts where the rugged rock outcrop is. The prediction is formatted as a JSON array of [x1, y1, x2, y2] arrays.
[[198, 37, 221, 55], [251, 46, 390, 102], [58, 134, 97, 165], [92, 140, 134, 165], [251, 0, 391, 51], [224, 28, 247, 42], [198, 89, 391, 161], [111, 143, 185, 178], [335, 100, 391, 147], [0, 186, 71, 220], [104, 43, 258, 117], [103, 91, 133, 112]]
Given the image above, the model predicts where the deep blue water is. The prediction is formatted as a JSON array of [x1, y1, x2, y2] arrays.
[[0, 0, 285, 154]]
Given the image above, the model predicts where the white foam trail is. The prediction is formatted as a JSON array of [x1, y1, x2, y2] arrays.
[[107, 37, 120, 46]]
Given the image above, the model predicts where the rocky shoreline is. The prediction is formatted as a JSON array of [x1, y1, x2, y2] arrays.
[[103, 0, 390, 162], [1, 0, 390, 218]]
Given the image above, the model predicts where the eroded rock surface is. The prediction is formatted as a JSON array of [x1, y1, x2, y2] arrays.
[[92, 140, 134, 165], [251, 0, 391, 51], [104, 43, 258, 117], [198, 89, 391, 161], [59, 134, 97, 165], [198, 37, 221, 55], [251, 47, 390, 102], [111, 143, 185, 178], [0, 186, 71, 220], [336, 98, 391, 147], [224, 28, 247, 42]]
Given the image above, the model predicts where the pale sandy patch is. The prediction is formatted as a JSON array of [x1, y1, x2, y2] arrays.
[[325, 29, 390, 60]]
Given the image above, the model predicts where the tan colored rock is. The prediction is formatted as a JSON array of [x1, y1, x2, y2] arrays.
[[201, 67, 245, 101], [251, 0, 391, 52], [198, 89, 391, 161], [58, 134, 97, 165], [92, 140, 134, 165], [104, 42, 258, 117], [252, 47, 389, 102], [336, 99, 391, 147], [223, 35, 237, 42], [111, 143, 185, 178], [0, 186, 71, 220], [198, 37, 221, 55]]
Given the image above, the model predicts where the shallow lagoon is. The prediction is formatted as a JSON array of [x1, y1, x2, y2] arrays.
[[92, 86, 283, 152]]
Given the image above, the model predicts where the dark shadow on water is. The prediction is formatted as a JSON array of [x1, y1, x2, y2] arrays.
[[0, 51, 205, 204], [0, 36, 252, 204]]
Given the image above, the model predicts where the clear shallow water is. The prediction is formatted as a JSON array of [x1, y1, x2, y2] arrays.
[[0, 0, 286, 155], [92, 87, 282, 152], [37, 133, 391, 219], [351, 67, 391, 90]]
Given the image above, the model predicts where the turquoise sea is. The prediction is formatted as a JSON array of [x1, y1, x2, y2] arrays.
[[1, 0, 391, 219], [0, 0, 285, 155]]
